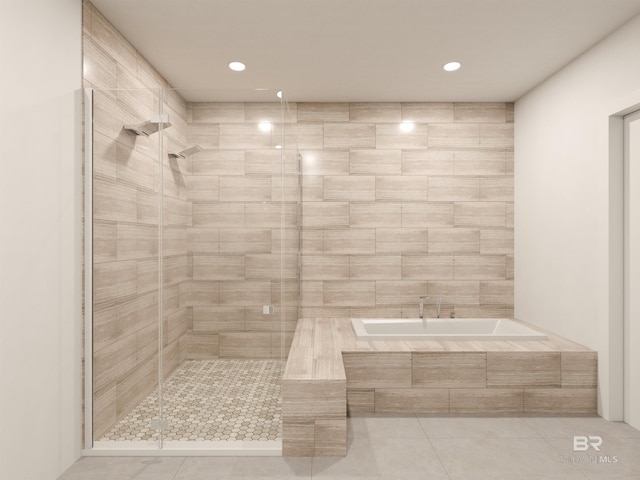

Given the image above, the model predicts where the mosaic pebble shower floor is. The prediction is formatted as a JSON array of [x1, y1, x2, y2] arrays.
[[100, 359, 282, 442]]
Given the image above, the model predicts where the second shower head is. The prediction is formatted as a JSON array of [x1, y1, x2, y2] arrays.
[[169, 145, 202, 159]]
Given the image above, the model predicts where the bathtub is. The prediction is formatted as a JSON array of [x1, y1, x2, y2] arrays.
[[350, 317, 548, 341]]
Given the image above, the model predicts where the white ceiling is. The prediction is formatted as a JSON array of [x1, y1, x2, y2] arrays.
[[91, 0, 640, 102]]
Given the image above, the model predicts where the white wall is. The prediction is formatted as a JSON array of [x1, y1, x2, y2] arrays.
[[0, 0, 83, 478], [515, 14, 640, 419]]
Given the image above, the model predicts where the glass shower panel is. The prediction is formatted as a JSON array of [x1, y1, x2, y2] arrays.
[[89, 87, 164, 447], [278, 97, 302, 357], [156, 88, 297, 447]]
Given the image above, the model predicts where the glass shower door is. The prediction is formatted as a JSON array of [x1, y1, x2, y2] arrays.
[[159, 88, 295, 448], [89, 87, 165, 448]]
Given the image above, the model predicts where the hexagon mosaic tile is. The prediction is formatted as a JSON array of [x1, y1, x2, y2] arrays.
[[100, 359, 283, 442]]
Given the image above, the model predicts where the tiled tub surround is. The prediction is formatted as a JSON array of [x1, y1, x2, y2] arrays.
[[282, 317, 597, 456]]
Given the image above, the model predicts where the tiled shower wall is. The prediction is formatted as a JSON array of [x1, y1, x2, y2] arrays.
[[295, 103, 514, 318], [185, 103, 300, 359], [84, 1, 191, 438]]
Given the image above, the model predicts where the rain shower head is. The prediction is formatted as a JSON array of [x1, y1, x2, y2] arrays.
[[124, 114, 171, 136], [169, 145, 203, 158]]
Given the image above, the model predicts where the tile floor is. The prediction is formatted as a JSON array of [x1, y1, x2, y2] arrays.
[[61, 414, 640, 479], [100, 360, 282, 442]]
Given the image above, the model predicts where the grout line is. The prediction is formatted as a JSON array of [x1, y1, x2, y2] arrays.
[[520, 416, 547, 439], [537, 435, 591, 480], [425, 436, 454, 480], [169, 456, 188, 480], [415, 412, 431, 440]]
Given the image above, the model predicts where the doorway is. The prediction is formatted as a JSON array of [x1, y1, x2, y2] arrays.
[[624, 109, 640, 430]]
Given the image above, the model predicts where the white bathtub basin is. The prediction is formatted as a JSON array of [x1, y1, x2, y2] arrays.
[[350, 317, 548, 341]]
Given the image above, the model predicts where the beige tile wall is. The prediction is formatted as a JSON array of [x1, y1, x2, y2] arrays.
[[295, 102, 514, 318], [186, 100, 513, 358], [185, 103, 300, 359], [84, 0, 191, 438]]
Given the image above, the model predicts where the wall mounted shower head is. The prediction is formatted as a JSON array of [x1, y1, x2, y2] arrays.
[[169, 145, 203, 158], [124, 114, 171, 136]]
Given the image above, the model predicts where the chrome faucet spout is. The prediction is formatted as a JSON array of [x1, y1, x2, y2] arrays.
[[420, 296, 442, 319]]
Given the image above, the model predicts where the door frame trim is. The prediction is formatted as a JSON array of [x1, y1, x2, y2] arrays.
[[604, 93, 640, 420]]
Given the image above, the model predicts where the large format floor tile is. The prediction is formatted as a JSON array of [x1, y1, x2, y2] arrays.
[[311, 438, 449, 480], [59, 415, 640, 479], [58, 457, 185, 480], [419, 416, 540, 439], [348, 414, 427, 440], [546, 437, 640, 480], [430, 437, 587, 480], [174, 456, 312, 479]]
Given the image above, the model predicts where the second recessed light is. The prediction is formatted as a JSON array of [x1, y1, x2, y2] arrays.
[[258, 121, 272, 132], [399, 121, 415, 133], [443, 61, 461, 72], [229, 61, 246, 72]]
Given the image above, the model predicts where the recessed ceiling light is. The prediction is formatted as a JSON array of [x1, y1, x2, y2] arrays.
[[229, 61, 246, 72], [443, 61, 461, 72], [399, 121, 415, 133], [276, 91, 283, 99], [275, 144, 283, 149], [258, 121, 272, 132]]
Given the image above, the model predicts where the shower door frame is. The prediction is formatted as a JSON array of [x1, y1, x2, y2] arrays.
[[83, 89, 94, 451]]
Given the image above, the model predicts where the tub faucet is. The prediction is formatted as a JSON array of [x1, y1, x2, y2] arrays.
[[419, 296, 442, 319]]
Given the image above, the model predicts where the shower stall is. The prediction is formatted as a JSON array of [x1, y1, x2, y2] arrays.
[[84, 87, 300, 453]]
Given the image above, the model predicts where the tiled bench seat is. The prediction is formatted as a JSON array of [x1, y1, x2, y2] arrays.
[[282, 317, 597, 456], [281, 317, 347, 456]]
